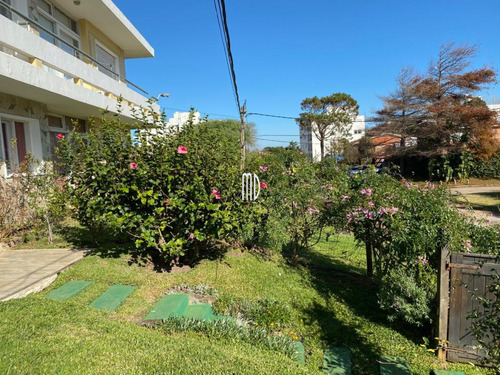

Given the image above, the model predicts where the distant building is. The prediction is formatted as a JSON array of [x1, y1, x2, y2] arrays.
[[167, 111, 201, 131], [1, 0, 156, 177], [487, 104, 500, 142], [299, 115, 366, 160]]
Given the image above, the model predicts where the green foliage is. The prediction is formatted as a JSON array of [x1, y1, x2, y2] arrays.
[[246, 145, 349, 253], [58, 113, 262, 264], [428, 152, 475, 182], [379, 265, 436, 327], [213, 295, 292, 330], [469, 272, 500, 372], [471, 151, 500, 178], [156, 317, 298, 360]]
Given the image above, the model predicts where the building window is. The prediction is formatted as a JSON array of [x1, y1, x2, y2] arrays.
[[0, 0, 12, 20], [1, 120, 28, 172], [95, 42, 119, 80], [47, 115, 86, 162], [34, 0, 80, 58]]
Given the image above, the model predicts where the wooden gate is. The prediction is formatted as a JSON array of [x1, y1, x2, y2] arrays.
[[437, 248, 499, 363]]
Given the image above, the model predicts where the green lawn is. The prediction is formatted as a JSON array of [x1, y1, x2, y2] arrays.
[[1, 234, 495, 374], [455, 191, 500, 215]]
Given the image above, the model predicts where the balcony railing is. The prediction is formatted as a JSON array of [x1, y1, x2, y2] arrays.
[[0, 0, 150, 97]]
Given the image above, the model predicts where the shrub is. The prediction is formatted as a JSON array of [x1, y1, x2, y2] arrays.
[[58, 112, 263, 265], [379, 264, 436, 327], [247, 146, 349, 254], [0, 157, 67, 244], [470, 151, 500, 178]]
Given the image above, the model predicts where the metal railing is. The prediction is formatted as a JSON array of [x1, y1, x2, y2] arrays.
[[0, 0, 150, 96]]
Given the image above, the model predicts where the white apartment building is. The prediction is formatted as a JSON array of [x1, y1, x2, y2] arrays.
[[299, 115, 366, 160], [0, 0, 157, 177]]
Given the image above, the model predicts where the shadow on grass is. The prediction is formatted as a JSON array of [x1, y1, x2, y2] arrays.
[[457, 192, 500, 214], [282, 239, 431, 370], [58, 222, 228, 272]]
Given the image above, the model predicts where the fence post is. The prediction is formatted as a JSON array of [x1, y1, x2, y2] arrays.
[[436, 244, 450, 360]]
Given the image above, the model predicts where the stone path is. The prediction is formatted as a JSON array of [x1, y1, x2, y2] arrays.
[[0, 248, 88, 301]]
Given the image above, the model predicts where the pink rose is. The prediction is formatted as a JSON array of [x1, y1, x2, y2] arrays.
[[189, 233, 194, 240], [56, 133, 64, 140], [129, 162, 138, 169], [177, 146, 188, 154], [260, 182, 267, 188]]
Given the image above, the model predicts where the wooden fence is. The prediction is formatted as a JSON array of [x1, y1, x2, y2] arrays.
[[437, 246, 499, 364]]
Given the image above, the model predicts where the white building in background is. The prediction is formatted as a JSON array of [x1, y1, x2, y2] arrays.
[[299, 115, 366, 160], [0, 0, 157, 177], [166, 111, 201, 131]]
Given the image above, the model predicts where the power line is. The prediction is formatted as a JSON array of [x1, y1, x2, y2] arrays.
[[213, 0, 241, 115], [246, 112, 297, 120], [256, 137, 298, 144]]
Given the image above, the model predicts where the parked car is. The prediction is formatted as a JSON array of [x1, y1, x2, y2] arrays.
[[348, 165, 382, 176]]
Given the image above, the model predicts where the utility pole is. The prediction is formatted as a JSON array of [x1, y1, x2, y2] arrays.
[[240, 100, 246, 170]]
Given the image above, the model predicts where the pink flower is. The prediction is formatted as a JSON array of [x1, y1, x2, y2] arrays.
[[334, 166, 339, 171], [189, 233, 194, 240], [211, 189, 221, 200], [368, 201, 375, 207], [361, 188, 372, 196], [292, 201, 298, 208], [341, 195, 349, 201], [307, 207, 319, 215], [177, 146, 188, 154], [259, 166, 268, 172], [260, 182, 267, 189], [299, 151, 304, 155], [326, 185, 334, 191], [165, 199, 170, 206], [129, 162, 138, 169], [56, 133, 64, 140]]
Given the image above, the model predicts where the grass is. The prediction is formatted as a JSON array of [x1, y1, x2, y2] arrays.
[[0, 232, 496, 374], [455, 191, 500, 214]]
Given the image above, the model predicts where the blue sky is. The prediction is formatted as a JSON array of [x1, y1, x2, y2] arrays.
[[117, 0, 500, 149]]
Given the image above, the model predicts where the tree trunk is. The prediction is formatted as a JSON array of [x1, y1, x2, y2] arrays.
[[366, 241, 373, 277], [320, 139, 325, 160]]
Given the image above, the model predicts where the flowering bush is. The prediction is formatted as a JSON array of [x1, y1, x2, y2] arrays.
[[246, 146, 349, 254], [58, 113, 262, 266]]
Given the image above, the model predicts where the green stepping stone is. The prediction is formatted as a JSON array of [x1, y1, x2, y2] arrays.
[[431, 371, 464, 375], [183, 303, 212, 320], [89, 284, 136, 311], [145, 293, 189, 320], [379, 356, 411, 375], [294, 341, 305, 364], [45, 280, 92, 301], [323, 347, 351, 374]]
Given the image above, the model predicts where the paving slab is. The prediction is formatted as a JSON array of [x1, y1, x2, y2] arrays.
[[323, 347, 351, 374], [90, 284, 136, 311], [45, 280, 92, 301], [379, 356, 411, 375], [144, 293, 189, 320], [0, 248, 89, 301]]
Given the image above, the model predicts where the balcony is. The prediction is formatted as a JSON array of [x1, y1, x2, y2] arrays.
[[0, 3, 158, 121]]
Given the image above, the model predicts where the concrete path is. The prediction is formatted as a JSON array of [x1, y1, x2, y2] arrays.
[[0, 248, 89, 301], [450, 186, 500, 195]]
